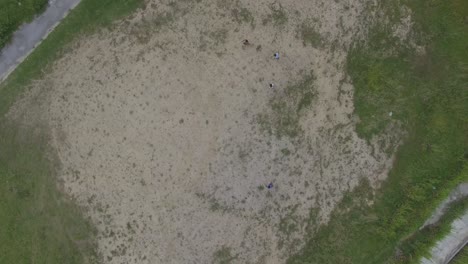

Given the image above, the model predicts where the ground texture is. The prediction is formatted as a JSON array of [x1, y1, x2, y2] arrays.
[[8, 0, 401, 263]]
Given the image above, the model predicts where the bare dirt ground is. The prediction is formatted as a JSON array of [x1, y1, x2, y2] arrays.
[[8, 0, 401, 263]]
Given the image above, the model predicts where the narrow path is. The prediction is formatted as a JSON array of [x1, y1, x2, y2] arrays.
[[0, 0, 81, 82]]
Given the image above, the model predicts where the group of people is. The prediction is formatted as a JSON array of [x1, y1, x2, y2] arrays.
[[243, 40, 279, 190]]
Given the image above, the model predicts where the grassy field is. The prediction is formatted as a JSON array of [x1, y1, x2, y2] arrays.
[[288, 0, 468, 263], [1, 0, 466, 263], [0, 0, 143, 263], [0, 0, 48, 49], [0, 121, 99, 263], [397, 197, 468, 262]]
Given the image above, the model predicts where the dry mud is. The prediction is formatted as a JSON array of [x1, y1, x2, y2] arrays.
[[9, 0, 400, 263]]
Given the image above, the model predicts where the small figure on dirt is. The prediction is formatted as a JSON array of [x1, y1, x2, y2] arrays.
[[274, 52, 280, 60], [269, 83, 275, 89], [242, 39, 250, 46], [267, 182, 273, 189]]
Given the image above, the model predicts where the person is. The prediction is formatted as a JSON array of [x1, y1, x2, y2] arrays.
[[242, 39, 250, 45], [269, 83, 275, 89], [274, 52, 280, 60], [267, 183, 273, 189]]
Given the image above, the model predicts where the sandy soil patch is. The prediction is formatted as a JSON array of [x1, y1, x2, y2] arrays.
[[9, 0, 399, 263]]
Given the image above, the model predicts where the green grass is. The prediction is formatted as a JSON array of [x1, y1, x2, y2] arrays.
[[0, 0, 144, 263], [0, 121, 99, 263], [396, 198, 468, 263], [288, 0, 468, 263], [452, 246, 468, 264], [0, 0, 48, 49]]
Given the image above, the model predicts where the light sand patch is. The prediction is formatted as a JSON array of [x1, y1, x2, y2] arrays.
[[8, 0, 399, 263]]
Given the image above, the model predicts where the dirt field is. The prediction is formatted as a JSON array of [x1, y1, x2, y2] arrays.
[[8, 0, 400, 263]]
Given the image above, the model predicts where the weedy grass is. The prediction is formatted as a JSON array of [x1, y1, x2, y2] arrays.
[[0, 121, 99, 263], [262, 3, 288, 27], [258, 72, 317, 139], [213, 246, 237, 264], [288, 0, 468, 263], [451, 244, 468, 264], [299, 22, 323, 48], [396, 198, 468, 263]]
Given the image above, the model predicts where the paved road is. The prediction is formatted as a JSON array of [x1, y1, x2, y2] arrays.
[[0, 0, 81, 82]]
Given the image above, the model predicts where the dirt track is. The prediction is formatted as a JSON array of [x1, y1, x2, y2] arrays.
[[8, 0, 399, 263]]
